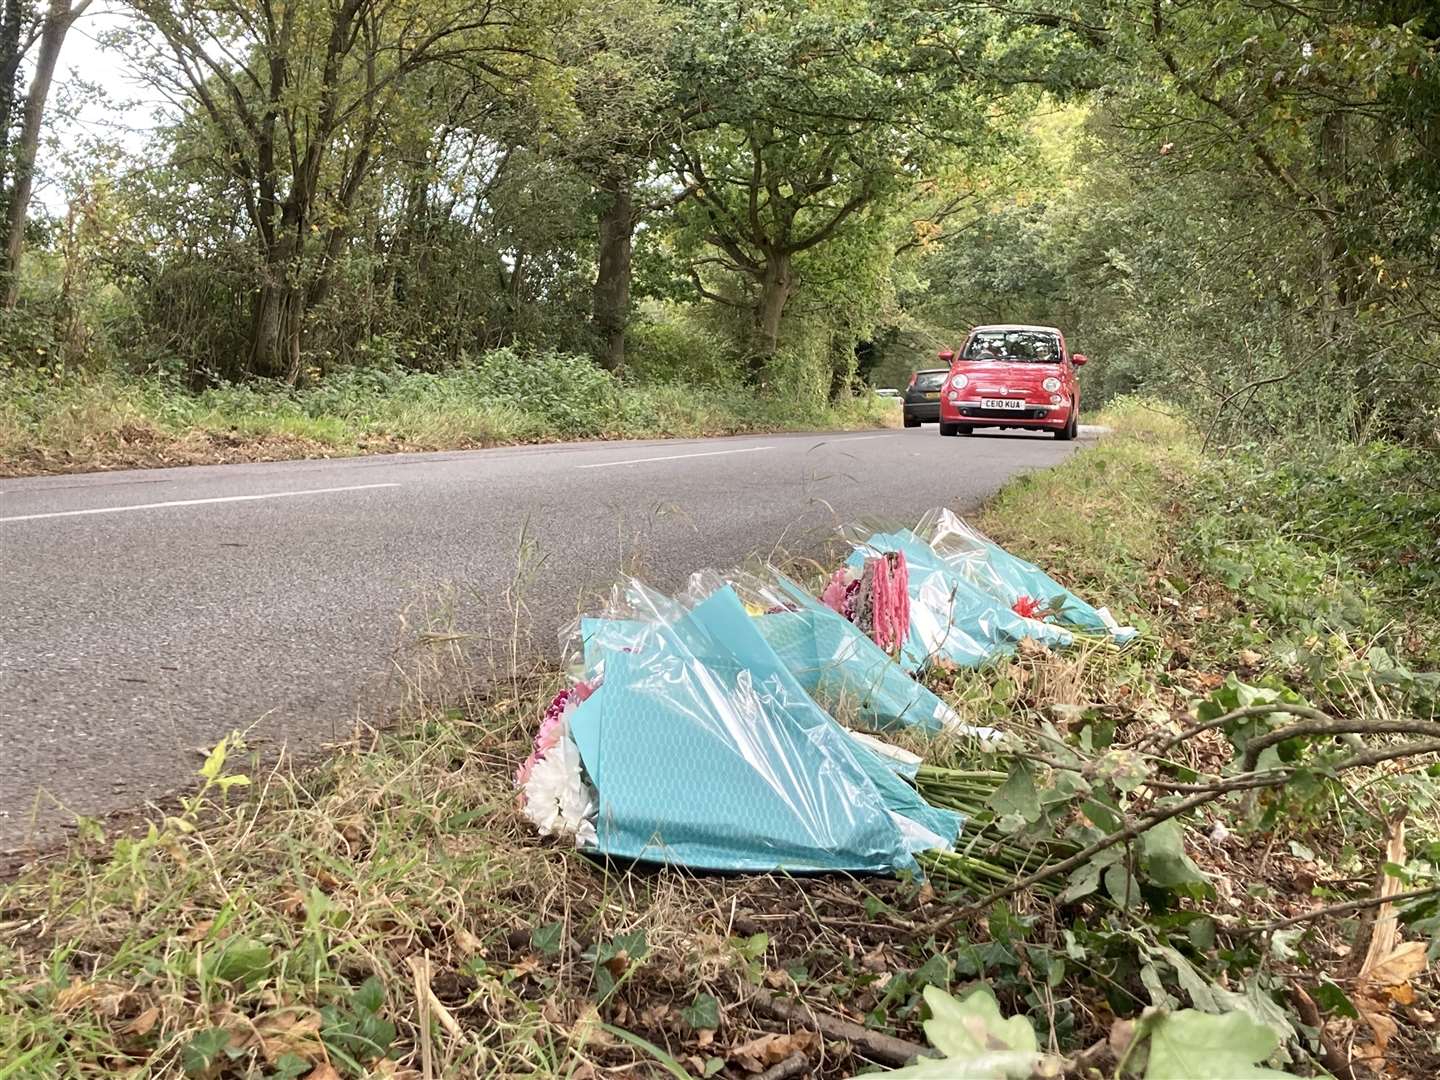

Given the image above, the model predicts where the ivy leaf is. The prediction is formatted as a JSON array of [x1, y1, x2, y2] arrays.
[[202, 937, 272, 988], [990, 762, 1041, 824], [1144, 1009, 1293, 1079], [1058, 858, 1104, 903], [680, 992, 720, 1032], [181, 1028, 233, 1076], [1312, 979, 1358, 1019], [531, 921, 565, 957], [885, 985, 1044, 1078], [1141, 820, 1211, 891]]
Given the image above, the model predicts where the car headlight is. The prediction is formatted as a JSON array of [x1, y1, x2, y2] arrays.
[[1042, 377, 1061, 393], [950, 373, 968, 390]]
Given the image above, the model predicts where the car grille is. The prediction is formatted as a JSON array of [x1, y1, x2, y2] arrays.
[[959, 406, 1050, 420]]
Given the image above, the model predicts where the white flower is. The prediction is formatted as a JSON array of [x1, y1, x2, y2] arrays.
[[521, 727, 598, 846]]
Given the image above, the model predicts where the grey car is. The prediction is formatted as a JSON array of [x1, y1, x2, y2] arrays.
[[902, 368, 948, 426]]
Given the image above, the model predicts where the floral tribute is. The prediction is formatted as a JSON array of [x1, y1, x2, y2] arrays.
[[515, 680, 599, 846], [1010, 594, 1063, 622], [821, 551, 910, 654]]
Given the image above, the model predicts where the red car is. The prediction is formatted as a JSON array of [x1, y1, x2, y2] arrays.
[[937, 323, 1087, 440]]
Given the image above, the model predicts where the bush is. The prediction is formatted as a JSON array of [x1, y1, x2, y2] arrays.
[[626, 310, 742, 387]]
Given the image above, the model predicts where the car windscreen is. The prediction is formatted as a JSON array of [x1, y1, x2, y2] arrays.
[[912, 371, 947, 391], [962, 331, 1061, 363]]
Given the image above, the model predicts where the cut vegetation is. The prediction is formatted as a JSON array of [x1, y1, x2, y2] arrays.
[[3, 402, 1436, 1079]]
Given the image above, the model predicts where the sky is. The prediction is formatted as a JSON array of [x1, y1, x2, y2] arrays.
[[35, 2, 164, 213]]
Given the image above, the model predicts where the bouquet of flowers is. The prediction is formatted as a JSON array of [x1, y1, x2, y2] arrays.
[[515, 680, 600, 846], [820, 550, 910, 654]]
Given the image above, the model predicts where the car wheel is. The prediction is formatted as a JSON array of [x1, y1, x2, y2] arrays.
[[958, 425, 973, 436], [939, 421, 960, 437], [903, 413, 920, 428], [1054, 411, 1078, 441]]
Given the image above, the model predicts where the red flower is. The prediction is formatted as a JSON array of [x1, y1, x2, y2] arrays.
[[1012, 595, 1042, 620]]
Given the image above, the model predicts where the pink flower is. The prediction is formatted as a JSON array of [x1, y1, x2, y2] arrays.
[[870, 551, 909, 653], [821, 568, 857, 616]]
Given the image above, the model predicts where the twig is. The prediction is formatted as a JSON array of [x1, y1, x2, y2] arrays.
[[1152, 703, 1334, 755], [755, 1052, 812, 1080], [1287, 983, 1358, 1080], [1242, 719, 1440, 773], [1237, 883, 1440, 933], [750, 988, 932, 1067], [407, 953, 465, 1041], [925, 772, 1290, 930]]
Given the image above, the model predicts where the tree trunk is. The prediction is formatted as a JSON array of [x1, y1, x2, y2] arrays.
[[249, 276, 303, 382], [592, 173, 634, 373], [0, 0, 23, 175], [2, 0, 85, 309], [749, 249, 792, 378]]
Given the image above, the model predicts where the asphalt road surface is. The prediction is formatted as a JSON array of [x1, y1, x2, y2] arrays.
[[0, 424, 1092, 850]]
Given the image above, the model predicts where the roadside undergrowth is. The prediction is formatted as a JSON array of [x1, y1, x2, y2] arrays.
[[2, 399, 1436, 1079], [0, 365, 897, 477]]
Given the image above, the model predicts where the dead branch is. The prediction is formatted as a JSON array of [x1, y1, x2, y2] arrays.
[[1240, 884, 1440, 934], [750, 988, 932, 1066], [755, 1052, 812, 1080]]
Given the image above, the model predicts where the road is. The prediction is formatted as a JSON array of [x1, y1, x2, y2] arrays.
[[0, 425, 1088, 850]]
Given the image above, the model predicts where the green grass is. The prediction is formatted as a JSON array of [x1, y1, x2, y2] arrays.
[[0, 358, 899, 476]]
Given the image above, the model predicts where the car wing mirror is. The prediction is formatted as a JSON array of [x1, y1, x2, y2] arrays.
[[1071, 353, 1088, 366]]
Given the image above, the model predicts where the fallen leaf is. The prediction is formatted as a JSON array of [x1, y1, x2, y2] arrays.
[[1360, 941, 1426, 988], [305, 1065, 342, 1080], [861, 946, 888, 973], [253, 1009, 324, 1064], [763, 968, 790, 989], [1387, 983, 1416, 1006], [453, 927, 483, 957], [1354, 993, 1398, 1067], [53, 979, 130, 1016], [120, 1006, 160, 1036], [1107, 1017, 1136, 1059], [731, 1031, 819, 1073], [370, 1063, 422, 1080], [1238, 649, 1262, 667], [571, 1005, 616, 1049], [184, 919, 214, 942]]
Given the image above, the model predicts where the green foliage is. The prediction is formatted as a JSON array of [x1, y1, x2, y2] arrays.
[[885, 985, 1042, 1079], [319, 977, 397, 1070], [1142, 1009, 1292, 1080]]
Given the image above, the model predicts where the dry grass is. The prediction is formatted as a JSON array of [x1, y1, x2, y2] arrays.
[[0, 669, 957, 1079]]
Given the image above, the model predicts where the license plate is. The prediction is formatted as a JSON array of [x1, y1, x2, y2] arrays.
[[923, 391, 939, 400], [981, 398, 1026, 410]]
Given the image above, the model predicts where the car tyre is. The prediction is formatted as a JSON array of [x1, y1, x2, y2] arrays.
[[939, 421, 961, 437], [1054, 411, 1078, 441], [903, 413, 921, 428]]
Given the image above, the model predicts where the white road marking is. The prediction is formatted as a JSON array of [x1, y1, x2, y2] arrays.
[[826, 433, 898, 442], [577, 445, 774, 469], [0, 483, 401, 523]]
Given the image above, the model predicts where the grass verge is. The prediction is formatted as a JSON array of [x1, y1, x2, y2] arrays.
[[0, 363, 897, 477], [2, 400, 1435, 1079]]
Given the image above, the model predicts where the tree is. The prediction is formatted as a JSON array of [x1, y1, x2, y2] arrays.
[[1, 0, 90, 309], [125, 0, 555, 379], [547, 0, 684, 372], [665, 0, 1011, 375]]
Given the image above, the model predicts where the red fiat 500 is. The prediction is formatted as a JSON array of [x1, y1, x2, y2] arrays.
[[937, 324, 1087, 440]]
